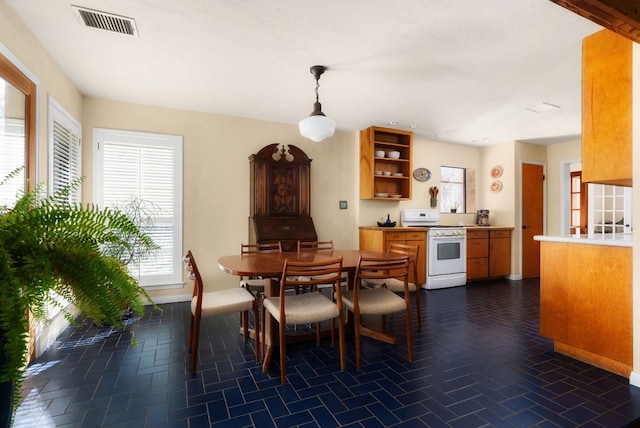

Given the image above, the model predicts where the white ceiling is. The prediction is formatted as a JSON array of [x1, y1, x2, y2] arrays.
[[6, 0, 602, 146]]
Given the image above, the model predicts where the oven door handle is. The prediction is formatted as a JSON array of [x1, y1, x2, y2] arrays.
[[430, 236, 466, 242]]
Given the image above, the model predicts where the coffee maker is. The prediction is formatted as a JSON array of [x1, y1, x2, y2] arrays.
[[476, 209, 490, 226]]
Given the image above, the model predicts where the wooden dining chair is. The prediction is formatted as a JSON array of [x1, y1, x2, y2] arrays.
[[341, 254, 413, 369], [183, 250, 260, 374], [261, 256, 346, 384], [297, 240, 347, 290], [361, 243, 422, 330], [297, 240, 335, 251], [239, 242, 283, 294]]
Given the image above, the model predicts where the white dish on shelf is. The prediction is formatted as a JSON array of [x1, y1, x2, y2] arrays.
[[382, 171, 392, 176], [374, 192, 389, 198], [374, 170, 383, 175], [392, 172, 403, 177], [386, 151, 401, 159], [374, 150, 385, 157], [389, 194, 402, 198]]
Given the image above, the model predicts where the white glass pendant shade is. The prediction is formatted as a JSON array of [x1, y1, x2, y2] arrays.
[[298, 114, 335, 142], [299, 65, 335, 142]]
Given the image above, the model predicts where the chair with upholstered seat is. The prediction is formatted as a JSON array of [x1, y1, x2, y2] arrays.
[[239, 242, 282, 294], [341, 254, 413, 369], [297, 240, 348, 290], [261, 256, 346, 384], [361, 243, 422, 330], [183, 250, 260, 374]]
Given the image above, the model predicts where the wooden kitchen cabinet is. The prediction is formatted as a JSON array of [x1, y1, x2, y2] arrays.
[[359, 228, 426, 286], [581, 29, 633, 187], [466, 228, 511, 281], [466, 229, 489, 280], [360, 126, 413, 200], [489, 230, 511, 277]]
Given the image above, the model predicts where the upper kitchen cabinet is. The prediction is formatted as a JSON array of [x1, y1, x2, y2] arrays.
[[360, 126, 413, 200], [581, 29, 632, 187]]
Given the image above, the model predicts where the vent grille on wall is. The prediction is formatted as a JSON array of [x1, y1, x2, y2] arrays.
[[72, 5, 138, 37]]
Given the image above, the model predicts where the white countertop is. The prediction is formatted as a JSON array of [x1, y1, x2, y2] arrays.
[[534, 233, 633, 248]]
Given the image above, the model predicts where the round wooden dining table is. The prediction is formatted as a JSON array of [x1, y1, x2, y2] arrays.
[[218, 249, 383, 280], [218, 249, 386, 372]]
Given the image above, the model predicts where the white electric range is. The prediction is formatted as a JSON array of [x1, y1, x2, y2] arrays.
[[401, 209, 467, 289]]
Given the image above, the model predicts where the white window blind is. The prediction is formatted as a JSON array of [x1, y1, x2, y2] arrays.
[[49, 98, 81, 202], [0, 119, 25, 207], [45, 99, 82, 319], [93, 128, 183, 289]]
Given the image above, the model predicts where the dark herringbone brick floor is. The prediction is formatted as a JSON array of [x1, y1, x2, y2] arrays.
[[13, 279, 640, 427]]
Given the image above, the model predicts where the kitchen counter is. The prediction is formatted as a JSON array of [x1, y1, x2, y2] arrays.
[[359, 225, 513, 231], [534, 233, 632, 247], [359, 226, 427, 231]]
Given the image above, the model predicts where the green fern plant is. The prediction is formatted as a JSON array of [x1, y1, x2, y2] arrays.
[[0, 169, 157, 421]]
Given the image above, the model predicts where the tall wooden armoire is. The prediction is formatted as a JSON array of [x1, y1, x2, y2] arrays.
[[249, 144, 317, 251]]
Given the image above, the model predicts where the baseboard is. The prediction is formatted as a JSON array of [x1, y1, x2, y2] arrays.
[[147, 294, 192, 305], [630, 371, 640, 388]]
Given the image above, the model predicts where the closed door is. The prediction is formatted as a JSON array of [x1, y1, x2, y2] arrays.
[[522, 163, 544, 278]]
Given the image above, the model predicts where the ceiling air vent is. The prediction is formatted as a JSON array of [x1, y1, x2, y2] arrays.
[[72, 5, 138, 37]]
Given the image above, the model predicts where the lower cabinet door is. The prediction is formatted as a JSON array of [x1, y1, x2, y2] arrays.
[[467, 258, 488, 280]]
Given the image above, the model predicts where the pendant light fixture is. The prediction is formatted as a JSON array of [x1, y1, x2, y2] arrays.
[[298, 65, 335, 142]]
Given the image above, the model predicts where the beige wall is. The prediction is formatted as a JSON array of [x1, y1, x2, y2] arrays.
[[82, 97, 360, 300], [482, 142, 517, 228]]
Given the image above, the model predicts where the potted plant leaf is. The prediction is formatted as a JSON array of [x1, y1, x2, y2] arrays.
[[0, 169, 157, 427]]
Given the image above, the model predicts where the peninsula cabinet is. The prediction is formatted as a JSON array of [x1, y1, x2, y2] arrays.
[[539, 240, 631, 377], [581, 29, 633, 187], [360, 126, 413, 200], [359, 228, 426, 286], [466, 228, 511, 281]]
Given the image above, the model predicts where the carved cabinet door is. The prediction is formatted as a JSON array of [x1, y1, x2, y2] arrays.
[[249, 144, 312, 217]]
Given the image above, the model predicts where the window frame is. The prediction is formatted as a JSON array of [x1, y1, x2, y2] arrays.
[[569, 171, 587, 234], [93, 128, 184, 289], [440, 165, 466, 213], [0, 50, 37, 186], [587, 183, 632, 237]]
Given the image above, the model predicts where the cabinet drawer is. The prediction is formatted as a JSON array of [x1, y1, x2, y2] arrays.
[[467, 229, 489, 239], [467, 238, 489, 258], [405, 231, 426, 241], [467, 258, 488, 280], [384, 232, 405, 241], [490, 230, 511, 239]]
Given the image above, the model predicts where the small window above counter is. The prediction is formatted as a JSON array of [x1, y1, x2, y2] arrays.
[[360, 126, 413, 200]]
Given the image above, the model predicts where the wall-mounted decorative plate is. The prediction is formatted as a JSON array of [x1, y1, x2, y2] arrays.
[[491, 165, 503, 178], [491, 180, 503, 193], [413, 167, 431, 182]]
